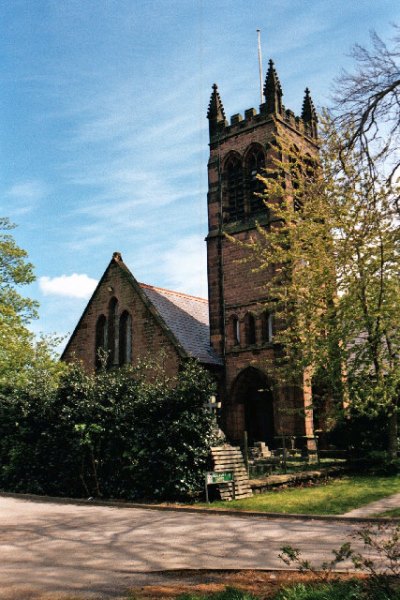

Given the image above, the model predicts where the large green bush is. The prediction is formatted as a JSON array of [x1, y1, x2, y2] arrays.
[[0, 359, 217, 500]]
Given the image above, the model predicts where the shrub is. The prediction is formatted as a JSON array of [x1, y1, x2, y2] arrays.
[[0, 359, 217, 501], [279, 524, 400, 600]]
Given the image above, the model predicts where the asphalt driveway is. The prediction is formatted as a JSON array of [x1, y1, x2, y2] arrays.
[[0, 494, 380, 599]]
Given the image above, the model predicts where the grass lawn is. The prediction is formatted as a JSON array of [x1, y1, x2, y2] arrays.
[[377, 507, 400, 518], [200, 475, 400, 515]]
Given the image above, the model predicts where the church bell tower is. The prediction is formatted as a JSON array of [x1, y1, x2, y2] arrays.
[[206, 60, 319, 445]]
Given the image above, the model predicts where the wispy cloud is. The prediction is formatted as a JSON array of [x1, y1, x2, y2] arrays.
[[39, 273, 98, 299], [6, 180, 50, 200], [2, 179, 51, 217]]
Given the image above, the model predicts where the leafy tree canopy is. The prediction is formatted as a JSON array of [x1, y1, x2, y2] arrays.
[[240, 114, 400, 455], [0, 218, 64, 390]]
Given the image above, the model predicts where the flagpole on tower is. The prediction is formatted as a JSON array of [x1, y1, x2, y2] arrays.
[[257, 29, 264, 105]]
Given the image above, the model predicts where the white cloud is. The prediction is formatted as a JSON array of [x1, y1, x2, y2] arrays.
[[39, 273, 98, 299]]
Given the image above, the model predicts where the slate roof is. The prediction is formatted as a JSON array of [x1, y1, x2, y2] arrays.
[[139, 283, 223, 366]]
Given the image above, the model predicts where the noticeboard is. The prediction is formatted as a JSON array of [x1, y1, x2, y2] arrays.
[[206, 470, 234, 485]]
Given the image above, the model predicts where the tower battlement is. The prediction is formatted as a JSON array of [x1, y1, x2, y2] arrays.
[[207, 59, 318, 144]]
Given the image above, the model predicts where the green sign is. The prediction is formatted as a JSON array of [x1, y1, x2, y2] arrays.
[[206, 471, 234, 484]]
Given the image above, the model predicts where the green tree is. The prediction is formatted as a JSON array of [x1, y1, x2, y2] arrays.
[[242, 116, 400, 456], [0, 218, 63, 389]]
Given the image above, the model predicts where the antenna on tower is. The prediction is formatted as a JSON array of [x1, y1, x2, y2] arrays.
[[257, 29, 264, 105]]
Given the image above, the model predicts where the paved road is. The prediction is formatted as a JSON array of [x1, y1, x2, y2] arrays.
[[0, 495, 382, 599]]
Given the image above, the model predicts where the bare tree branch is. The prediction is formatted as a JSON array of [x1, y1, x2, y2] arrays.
[[334, 27, 400, 198]]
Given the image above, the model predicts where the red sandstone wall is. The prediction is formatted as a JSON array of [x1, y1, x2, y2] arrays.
[[63, 261, 181, 378], [206, 109, 319, 443]]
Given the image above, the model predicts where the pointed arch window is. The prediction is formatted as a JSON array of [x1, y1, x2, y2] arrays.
[[119, 310, 132, 366], [231, 315, 241, 346], [289, 145, 303, 211], [107, 297, 119, 367], [95, 314, 107, 369], [246, 146, 266, 214], [225, 154, 244, 222], [245, 313, 256, 346], [261, 311, 274, 343]]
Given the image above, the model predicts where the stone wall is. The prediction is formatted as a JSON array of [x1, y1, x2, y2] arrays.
[[63, 258, 181, 379]]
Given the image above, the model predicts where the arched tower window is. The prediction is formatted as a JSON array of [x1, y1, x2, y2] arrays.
[[224, 154, 244, 222], [95, 314, 107, 369], [245, 313, 256, 345], [107, 297, 119, 367], [289, 145, 303, 211], [119, 310, 132, 366], [246, 146, 266, 214]]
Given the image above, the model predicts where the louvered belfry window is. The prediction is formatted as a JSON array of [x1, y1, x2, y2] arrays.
[[247, 147, 266, 214], [225, 155, 244, 221]]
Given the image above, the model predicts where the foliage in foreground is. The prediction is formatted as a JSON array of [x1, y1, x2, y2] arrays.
[[280, 523, 400, 599], [0, 359, 216, 501], [176, 579, 398, 600]]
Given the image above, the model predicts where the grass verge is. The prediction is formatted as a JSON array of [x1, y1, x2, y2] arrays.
[[199, 475, 400, 515], [377, 507, 400, 518]]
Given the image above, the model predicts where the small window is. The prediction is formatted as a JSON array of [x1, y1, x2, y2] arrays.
[[232, 315, 240, 346], [119, 311, 132, 366], [245, 313, 256, 345], [261, 311, 274, 343]]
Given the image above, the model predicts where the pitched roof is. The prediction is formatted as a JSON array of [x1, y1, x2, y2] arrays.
[[139, 283, 222, 366]]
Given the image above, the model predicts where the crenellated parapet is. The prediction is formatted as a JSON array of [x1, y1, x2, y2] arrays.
[[207, 59, 318, 144]]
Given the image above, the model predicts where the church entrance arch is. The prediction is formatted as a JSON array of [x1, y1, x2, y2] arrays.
[[231, 367, 275, 447]]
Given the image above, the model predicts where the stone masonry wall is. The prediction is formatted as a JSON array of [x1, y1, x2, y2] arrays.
[[63, 260, 181, 379]]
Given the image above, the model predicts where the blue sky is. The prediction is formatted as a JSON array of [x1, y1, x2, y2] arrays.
[[1, 0, 399, 347]]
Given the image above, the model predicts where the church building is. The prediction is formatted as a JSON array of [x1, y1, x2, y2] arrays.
[[62, 60, 319, 450]]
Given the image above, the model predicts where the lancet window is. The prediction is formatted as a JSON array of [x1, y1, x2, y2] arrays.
[[246, 146, 266, 214], [261, 311, 274, 343], [95, 314, 107, 369], [107, 297, 119, 367], [231, 315, 241, 346], [245, 312, 256, 345], [225, 154, 244, 222], [119, 310, 132, 366]]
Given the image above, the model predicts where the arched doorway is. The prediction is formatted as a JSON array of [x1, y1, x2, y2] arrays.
[[231, 367, 275, 447]]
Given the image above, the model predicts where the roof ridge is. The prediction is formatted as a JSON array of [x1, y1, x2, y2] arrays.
[[139, 282, 208, 303]]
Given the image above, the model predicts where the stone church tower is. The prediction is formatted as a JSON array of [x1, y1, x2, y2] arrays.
[[206, 60, 319, 447], [63, 58, 322, 452]]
